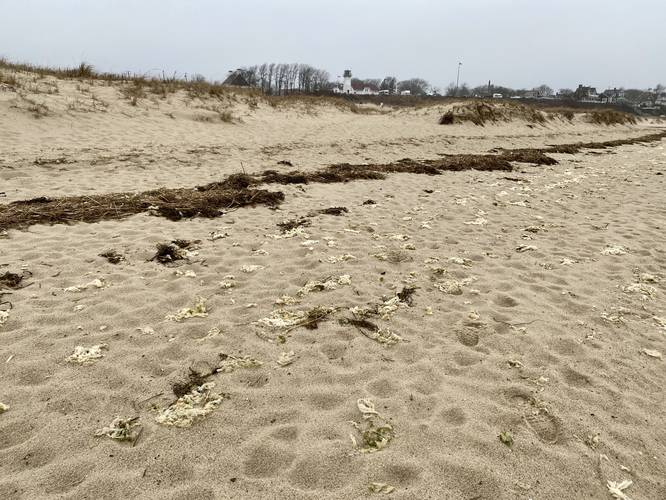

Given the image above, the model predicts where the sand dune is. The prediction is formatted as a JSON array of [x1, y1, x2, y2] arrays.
[[1, 74, 665, 499]]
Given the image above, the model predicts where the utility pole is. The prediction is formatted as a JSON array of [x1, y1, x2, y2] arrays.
[[455, 62, 462, 96]]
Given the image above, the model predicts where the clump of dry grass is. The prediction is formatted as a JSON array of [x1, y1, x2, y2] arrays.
[[439, 101, 548, 126], [586, 110, 637, 126], [0, 71, 19, 88]]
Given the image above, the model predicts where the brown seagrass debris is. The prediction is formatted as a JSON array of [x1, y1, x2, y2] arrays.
[[318, 206, 348, 216], [99, 250, 124, 264], [0, 272, 28, 290], [0, 183, 284, 231], [2, 131, 664, 231]]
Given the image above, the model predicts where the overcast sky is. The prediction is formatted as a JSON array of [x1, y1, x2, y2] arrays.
[[1, 0, 664, 90]]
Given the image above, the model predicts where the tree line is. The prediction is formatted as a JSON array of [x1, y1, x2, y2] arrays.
[[233, 63, 664, 102], [234, 63, 436, 96]]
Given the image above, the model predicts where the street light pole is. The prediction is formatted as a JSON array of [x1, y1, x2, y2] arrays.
[[455, 62, 462, 96]]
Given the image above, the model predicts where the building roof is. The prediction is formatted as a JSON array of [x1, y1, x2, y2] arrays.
[[223, 70, 250, 87]]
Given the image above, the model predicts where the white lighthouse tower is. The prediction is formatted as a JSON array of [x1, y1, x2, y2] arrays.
[[342, 69, 353, 94]]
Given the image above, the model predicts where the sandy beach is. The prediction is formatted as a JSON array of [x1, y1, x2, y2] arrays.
[[1, 73, 665, 500]]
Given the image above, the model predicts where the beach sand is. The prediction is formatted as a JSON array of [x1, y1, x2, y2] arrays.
[[1, 75, 665, 499]]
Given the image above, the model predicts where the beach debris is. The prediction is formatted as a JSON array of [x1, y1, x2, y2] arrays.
[[277, 218, 310, 233], [584, 433, 600, 449], [654, 316, 666, 329], [499, 431, 514, 447], [318, 206, 348, 216], [516, 244, 537, 253], [448, 256, 472, 267], [63, 278, 105, 292], [464, 217, 488, 226], [366, 327, 403, 346], [0, 271, 29, 289], [241, 264, 264, 273], [523, 225, 545, 233], [137, 326, 155, 335], [66, 343, 108, 365], [601, 245, 627, 256], [435, 280, 464, 295], [166, 297, 208, 321], [350, 399, 394, 453], [258, 306, 336, 331], [388, 233, 410, 241], [301, 239, 319, 250], [197, 327, 222, 341], [638, 273, 660, 283], [297, 275, 351, 296], [640, 348, 662, 359], [174, 269, 197, 278], [560, 258, 577, 265], [0, 310, 9, 326], [277, 351, 296, 367], [622, 282, 656, 298], [344, 318, 403, 346], [378, 296, 401, 319], [368, 483, 395, 494], [507, 360, 524, 369], [95, 416, 141, 441], [270, 226, 309, 239], [300, 306, 337, 330], [150, 240, 198, 264], [397, 286, 417, 306], [155, 382, 226, 428], [258, 309, 308, 329], [219, 280, 235, 289], [326, 254, 356, 264], [607, 480, 632, 500], [362, 199, 376, 205], [99, 250, 124, 264], [209, 231, 230, 241], [216, 353, 263, 373], [275, 295, 301, 306], [0, 402, 9, 414]]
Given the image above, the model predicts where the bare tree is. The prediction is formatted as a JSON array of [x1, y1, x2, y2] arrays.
[[398, 78, 431, 95], [535, 84, 553, 97]]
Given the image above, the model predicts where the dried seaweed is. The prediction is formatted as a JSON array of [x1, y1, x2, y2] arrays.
[[99, 250, 124, 264], [172, 368, 210, 398], [397, 286, 417, 306], [318, 206, 348, 216], [3, 131, 664, 231], [0, 271, 27, 290], [277, 217, 311, 233]]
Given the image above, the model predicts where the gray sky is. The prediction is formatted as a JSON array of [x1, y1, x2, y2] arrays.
[[2, 0, 664, 90]]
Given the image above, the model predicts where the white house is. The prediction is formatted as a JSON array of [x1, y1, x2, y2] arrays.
[[332, 69, 379, 95]]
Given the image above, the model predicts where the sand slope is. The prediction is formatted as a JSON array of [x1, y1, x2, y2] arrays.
[[1, 76, 665, 499]]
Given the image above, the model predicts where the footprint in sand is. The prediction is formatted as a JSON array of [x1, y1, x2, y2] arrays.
[[504, 388, 563, 444], [523, 410, 563, 444], [456, 327, 479, 347]]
